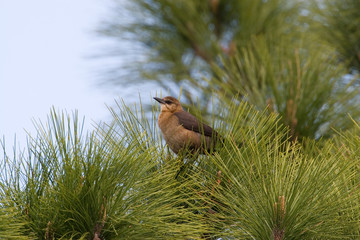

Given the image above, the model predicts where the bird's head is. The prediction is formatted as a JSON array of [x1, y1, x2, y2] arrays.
[[154, 96, 183, 113]]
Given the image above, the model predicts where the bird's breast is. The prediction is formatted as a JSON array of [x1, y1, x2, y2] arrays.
[[158, 112, 202, 154]]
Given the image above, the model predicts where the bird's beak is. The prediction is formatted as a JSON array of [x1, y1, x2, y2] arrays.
[[153, 97, 166, 104]]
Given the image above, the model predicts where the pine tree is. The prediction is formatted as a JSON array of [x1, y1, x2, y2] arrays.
[[1, 98, 360, 239], [99, 0, 360, 140], [311, 0, 360, 73], [2, 0, 360, 239]]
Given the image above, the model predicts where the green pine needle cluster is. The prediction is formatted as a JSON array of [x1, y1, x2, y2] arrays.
[[311, 0, 360, 71], [99, 0, 360, 140], [1, 97, 360, 239]]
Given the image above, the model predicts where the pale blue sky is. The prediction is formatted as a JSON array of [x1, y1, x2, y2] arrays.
[[0, 0, 160, 151]]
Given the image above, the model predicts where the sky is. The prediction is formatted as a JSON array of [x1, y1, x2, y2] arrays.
[[0, 0, 159, 152]]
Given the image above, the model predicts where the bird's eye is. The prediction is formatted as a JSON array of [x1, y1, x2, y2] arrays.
[[165, 100, 172, 104]]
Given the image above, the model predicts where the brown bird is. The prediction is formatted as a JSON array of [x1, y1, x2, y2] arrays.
[[154, 96, 220, 155]]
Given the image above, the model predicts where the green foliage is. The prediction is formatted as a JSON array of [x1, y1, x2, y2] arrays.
[[100, 0, 302, 104], [198, 127, 360, 239], [193, 98, 360, 239], [1, 97, 360, 239], [311, 0, 360, 72], [99, 0, 360, 140], [211, 37, 360, 140], [0, 106, 210, 239], [0, 198, 32, 239]]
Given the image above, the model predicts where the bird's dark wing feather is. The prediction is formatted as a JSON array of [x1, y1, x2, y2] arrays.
[[174, 111, 215, 137]]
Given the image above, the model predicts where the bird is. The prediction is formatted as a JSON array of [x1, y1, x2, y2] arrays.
[[154, 96, 220, 155]]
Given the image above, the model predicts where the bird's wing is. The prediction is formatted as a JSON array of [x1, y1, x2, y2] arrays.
[[174, 111, 215, 137]]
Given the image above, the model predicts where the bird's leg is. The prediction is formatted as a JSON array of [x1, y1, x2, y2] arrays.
[[175, 148, 200, 179], [174, 151, 185, 179]]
